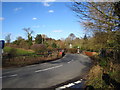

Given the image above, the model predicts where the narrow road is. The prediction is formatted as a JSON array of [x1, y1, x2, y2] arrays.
[[2, 54, 91, 88]]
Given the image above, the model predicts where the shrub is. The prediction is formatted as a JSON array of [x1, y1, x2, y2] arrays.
[[35, 34, 42, 44], [73, 46, 78, 48], [99, 59, 107, 67], [52, 43, 57, 48], [31, 44, 47, 53], [5, 47, 17, 58], [47, 46, 53, 51]]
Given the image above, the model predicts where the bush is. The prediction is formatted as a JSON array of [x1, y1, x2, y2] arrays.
[[47, 46, 53, 51], [99, 59, 107, 67], [12, 40, 30, 49], [35, 34, 42, 44], [73, 46, 78, 48], [31, 44, 47, 53], [5, 47, 17, 58], [52, 43, 57, 48]]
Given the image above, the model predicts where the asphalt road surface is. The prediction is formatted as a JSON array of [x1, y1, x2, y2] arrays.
[[2, 54, 91, 88]]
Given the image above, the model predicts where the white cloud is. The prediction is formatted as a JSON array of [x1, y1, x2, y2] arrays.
[[0, 17, 5, 21], [32, 17, 37, 20], [14, 7, 22, 11], [53, 30, 63, 32], [48, 10, 54, 13], [43, 2, 50, 7], [43, 0, 56, 7], [32, 25, 40, 28]]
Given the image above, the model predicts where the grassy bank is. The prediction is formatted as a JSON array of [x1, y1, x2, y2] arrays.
[[84, 55, 120, 89], [3, 47, 62, 68], [4, 47, 35, 56]]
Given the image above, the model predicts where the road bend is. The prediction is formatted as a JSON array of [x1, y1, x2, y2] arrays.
[[2, 54, 91, 88]]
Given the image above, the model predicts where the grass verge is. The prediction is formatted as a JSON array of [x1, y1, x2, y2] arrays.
[[84, 55, 120, 89], [3, 47, 62, 68]]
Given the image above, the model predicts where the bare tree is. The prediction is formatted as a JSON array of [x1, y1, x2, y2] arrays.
[[23, 28, 34, 46], [23, 28, 34, 41], [5, 33, 11, 43], [67, 33, 76, 41], [17, 36, 24, 41], [71, 2, 120, 32], [71, 2, 120, 49]]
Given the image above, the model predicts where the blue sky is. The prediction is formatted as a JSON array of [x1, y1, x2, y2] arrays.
[[1, 2, 85, 41]]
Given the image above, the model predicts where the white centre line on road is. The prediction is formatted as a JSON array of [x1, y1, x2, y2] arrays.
[[8, 74, 18, 77], [0, 76, 7, 79], [3, 65, 37, 75], [3, 72, 11, 74], [35, 65, 63, 73], [67, 61, 71, 63], [67, 59, 73, 63], [0, 74, 18, 79]]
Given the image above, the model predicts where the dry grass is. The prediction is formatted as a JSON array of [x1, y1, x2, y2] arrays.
[[85, 57, 120, 88], [85, 65, 104, 88], [88, 65, 103, 78]]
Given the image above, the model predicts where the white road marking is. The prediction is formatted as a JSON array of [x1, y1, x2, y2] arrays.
[[3, 72, 10, 74], [62, 55, 67, 58], [74, 80, 81, 84], [0, 76, 6, 79], [56, 79, 82, 90], [67, 61, 71, 63], [66, 83, 75, 87], [58, 85, 67, 89], [67, 59, 73, 63], [8, 74, 18, 77], [0, 76, 8, 79], [0, 74, 18, 79], [56, 83, 74, 90], [35, 65, 63, 73]]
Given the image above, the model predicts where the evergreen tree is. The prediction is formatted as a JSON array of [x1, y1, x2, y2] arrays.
[[35, 34, 42, 44], [52, 43, 57, 48]]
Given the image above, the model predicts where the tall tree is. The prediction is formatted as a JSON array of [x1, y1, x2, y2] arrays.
[[17, 36, 23, 41], [68, 33, 76, 41], [71, 2, 119, 32], [71, 2, 120, 49], [35, 34, 42, 44], [83, 34, 87, 40], [66, 33, 76, 44], [52, 42, 57, 48], [114, 2, 120, 31], [5, 33, 11, 43], [23, 28, 33, 46]]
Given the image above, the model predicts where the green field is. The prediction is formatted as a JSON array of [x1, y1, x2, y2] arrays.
[[4, 47, 35, 56]]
